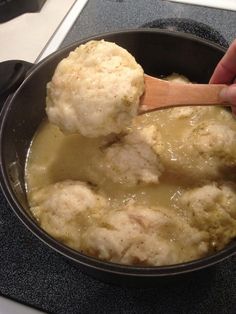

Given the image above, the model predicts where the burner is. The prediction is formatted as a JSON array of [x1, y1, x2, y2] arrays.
[[142, 18, 228, 48]]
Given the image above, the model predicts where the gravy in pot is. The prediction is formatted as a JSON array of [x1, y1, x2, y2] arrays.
[[25, 75, 236, 266]]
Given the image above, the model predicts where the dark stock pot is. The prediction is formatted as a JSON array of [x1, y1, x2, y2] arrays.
[[0, 29, 235, 286]]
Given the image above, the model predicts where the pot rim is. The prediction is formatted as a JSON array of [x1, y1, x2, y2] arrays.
[[0, 28, 235, 277], [37, 28, 227, 65]]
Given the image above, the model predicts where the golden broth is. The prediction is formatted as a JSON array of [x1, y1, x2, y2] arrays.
[[25, 105, 236, 212]]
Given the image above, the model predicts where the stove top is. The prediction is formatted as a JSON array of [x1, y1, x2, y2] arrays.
[[142, 18, 229, 48], [62, 0, 236, 48], [1, 1, 236, 313]]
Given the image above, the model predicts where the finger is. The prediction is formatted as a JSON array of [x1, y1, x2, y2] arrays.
[[210, 39, 236, 84], [220, 84, 236, 105]]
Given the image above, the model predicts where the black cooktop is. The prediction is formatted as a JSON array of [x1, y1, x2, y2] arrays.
[[142, 18, 229, 48], [1, 1, 236, 313]]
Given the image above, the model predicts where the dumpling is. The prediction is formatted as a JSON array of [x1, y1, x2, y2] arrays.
[[180, 182, 236, 250], [81, 204, 208, 266], [46, 40, 144, 137], [102, 126, 164, 185], [30, 180, 107, 249], [157, 121, 236, 183]]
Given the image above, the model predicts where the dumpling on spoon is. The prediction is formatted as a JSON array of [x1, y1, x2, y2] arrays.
[[46, 40, 145, 137]]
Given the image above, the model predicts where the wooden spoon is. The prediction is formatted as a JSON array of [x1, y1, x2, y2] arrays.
[[139, 74, 229, 114]]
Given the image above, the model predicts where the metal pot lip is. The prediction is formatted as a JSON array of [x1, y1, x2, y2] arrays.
[[0, 28, 235, 278], [35, 28, 227, 68]]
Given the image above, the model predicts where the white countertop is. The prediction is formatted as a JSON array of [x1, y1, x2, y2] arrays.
[[0, 0, 88, 313], [0, 0, 88, 63], [0, 296, 44, 314], [166, 0, 236, 11]]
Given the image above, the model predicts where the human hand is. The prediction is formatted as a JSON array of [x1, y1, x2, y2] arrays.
[[210, 39, 236, 114]]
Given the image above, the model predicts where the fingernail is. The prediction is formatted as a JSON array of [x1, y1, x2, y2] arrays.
[[219, 87, 228, 101]]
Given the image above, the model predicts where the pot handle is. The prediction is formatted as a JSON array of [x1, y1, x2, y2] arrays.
[[0, 60, 33, 110]]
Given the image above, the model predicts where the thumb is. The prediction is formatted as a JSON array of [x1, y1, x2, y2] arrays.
[[220, 85, 236, 105]]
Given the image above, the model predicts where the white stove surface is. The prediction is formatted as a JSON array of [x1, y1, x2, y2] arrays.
[[0, 0, 88, 63], [0, 0, 88, 312], [166, 0, 236, 11], [0, 296, 45, 314]]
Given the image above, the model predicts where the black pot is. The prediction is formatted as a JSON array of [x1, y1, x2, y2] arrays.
[[0, 29, 235, 286]]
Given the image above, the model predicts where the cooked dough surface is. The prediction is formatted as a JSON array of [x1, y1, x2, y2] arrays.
[[102, 126, 164, 185], [82, 204, 209, 265], [180, 183, 236, 250], [31, 180, 107, 249], [46, 40, 144, 137]]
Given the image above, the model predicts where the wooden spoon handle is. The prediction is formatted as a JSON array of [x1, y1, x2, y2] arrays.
[[140, 75, 228, 113]]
